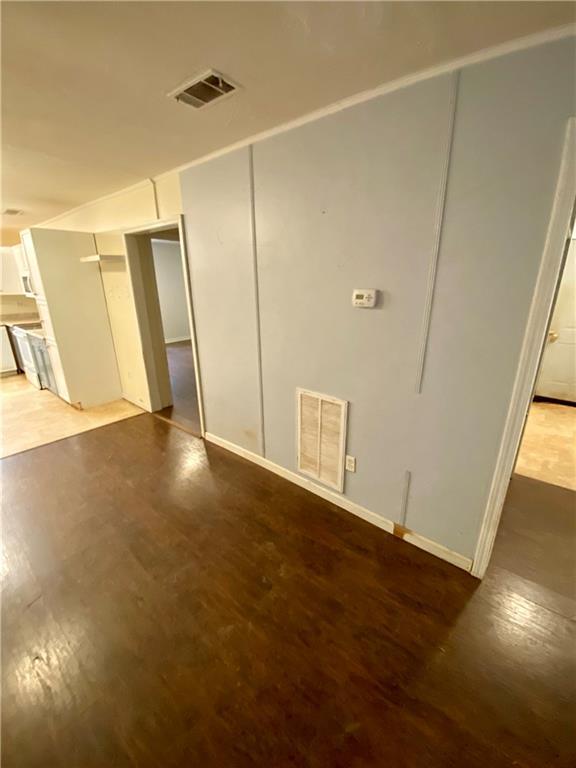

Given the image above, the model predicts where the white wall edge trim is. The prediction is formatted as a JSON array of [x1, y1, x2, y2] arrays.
[[35, 25, 575, 231], [471, 118, 576, 579], [205, 431, 472, 573]]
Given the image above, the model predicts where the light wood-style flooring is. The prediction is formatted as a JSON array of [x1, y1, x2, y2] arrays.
[[515, 400, 576, 490], [0, 374, 142, 458]]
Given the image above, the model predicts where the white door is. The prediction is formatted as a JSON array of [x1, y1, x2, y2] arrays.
[[535, 237, 576, 402]]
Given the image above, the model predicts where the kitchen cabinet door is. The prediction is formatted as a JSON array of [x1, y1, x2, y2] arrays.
[[0, 327, 17, 373], [0, 247, 24, 294]]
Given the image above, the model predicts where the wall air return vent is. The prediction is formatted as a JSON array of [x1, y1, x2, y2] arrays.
[[169, 71, 237, 109], [297, 388, 348, 492]]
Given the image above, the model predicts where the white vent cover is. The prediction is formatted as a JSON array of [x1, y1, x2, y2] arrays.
[[168, 70, 237, 109], [297, 389, 348, 492]]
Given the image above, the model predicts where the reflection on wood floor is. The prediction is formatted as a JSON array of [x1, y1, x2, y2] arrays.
[[2, 414, 574, 767], [157, 340, 201, 436], [515, 401, 576, 490], [0, 373, 142, 458]]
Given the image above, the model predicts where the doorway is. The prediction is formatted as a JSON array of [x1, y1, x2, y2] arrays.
[[515, 234, 576, 491], [123, 218, 204, 437], [490, 230, 576, 610], [150, 230, 201, 434]]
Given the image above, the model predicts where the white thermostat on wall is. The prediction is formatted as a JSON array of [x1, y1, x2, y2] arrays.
[[352, 289, 377, 308]]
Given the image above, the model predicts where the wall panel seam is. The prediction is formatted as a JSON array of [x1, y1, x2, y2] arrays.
[[249, 145, 266, 457], [414, 71, 460, 394]]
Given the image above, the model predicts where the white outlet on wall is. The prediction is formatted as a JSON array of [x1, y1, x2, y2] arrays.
[[345, 455, 356, 472]]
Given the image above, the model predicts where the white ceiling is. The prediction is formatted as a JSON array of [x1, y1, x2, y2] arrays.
[[2, 1, 574, 238]]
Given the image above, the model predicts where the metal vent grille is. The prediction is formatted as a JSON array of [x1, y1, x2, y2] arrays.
[[297, 388, 348, 492], [169, 71, 237, 109]]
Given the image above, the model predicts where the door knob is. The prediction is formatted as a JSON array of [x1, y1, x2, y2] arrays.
[[548, 330, 559, 343]]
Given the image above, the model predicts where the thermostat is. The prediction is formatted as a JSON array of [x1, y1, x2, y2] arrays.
[[352, 288, 377, 308]]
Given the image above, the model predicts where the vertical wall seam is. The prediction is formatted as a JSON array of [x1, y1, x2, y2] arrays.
[[249, 145, 266, 457], [149, 178, 160, 220], [91, 233, 123, 394], [414, 70, 460, 394], [399, 469, 412, 526]]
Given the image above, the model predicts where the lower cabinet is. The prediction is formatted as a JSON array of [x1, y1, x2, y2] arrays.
[[1, 327, 17, 374]]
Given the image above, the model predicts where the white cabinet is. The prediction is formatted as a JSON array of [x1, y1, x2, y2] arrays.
[[0, 247, 24, 294], [19, 232, 43, 297], [1, 327, 17, 373], [20, 228, 122, 408]]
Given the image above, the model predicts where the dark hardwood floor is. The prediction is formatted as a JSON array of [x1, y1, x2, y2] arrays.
[[158, 341, 201, 435], [2, 415, 575, 767]]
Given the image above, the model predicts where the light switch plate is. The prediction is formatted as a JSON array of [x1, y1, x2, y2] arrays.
[[345, 455, 356, 472]]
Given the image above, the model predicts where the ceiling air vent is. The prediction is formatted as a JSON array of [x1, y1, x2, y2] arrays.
[[169, 70, 237, 109], [2, 208, 23, 216]]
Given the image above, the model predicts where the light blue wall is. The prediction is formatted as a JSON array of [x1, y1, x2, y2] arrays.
[[253, 74, 455, 522], [180, 149, 262, 453], [180, 38, 575, 559]]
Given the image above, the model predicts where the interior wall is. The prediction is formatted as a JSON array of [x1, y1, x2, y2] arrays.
[[408, 39, 575, 552], [151, 239, 190, 343], [254, 72, 455, 526], [180, 37, 575, 561], [38, 172, 182, 233], [180, 149, 263, 453], [95, 232, 150, 409]]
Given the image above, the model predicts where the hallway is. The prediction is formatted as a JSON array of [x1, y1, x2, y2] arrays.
[[158, 341, 201, 436], [2, 415, 574, 767], [515, 400, 576, 491]]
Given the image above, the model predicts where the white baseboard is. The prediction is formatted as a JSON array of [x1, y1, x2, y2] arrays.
[[402, 531, 472, 571], [205, 432, 472, 573], [165, 335, 192, 344]]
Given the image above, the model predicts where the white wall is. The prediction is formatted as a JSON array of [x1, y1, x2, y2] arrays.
[[38, 172, 182, 232], [95, 232, 151, 409], [181, 37, 575, 564], [151, 240, 190, 343]]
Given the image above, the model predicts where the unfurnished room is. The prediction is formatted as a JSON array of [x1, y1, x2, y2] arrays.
[[1, 3, 575, 767]]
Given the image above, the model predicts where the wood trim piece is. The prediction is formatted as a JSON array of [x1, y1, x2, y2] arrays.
[[399, 469, 412, 526], [177, 214, 206, 437], [414, 71, 459, 394], [472, 118, 576, 579], [205, 431, 472, 573], [248, 146, 266, 457]]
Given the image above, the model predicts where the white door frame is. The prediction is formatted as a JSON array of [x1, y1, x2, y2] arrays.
[[122, 215, 206, 436], [472, 118, 576, 578]]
